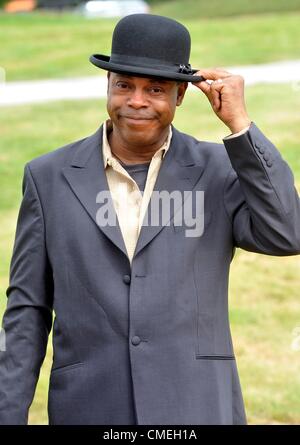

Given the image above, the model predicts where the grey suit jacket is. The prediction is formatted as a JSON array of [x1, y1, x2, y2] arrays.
[[0, 122, 299, 425]]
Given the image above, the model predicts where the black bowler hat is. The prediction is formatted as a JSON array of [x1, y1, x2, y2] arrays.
[[89, 14, 204, 82]]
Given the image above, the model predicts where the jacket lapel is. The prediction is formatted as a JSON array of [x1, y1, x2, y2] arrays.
[[133, 127, 205, 259], [62, 124, 205, 263], [62, 124, 129, 259]]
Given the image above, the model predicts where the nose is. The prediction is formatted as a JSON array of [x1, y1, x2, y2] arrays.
[[127, 88, 148, 109]]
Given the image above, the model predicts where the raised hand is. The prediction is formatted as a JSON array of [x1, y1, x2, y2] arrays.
[[192, 68, 252, 133]]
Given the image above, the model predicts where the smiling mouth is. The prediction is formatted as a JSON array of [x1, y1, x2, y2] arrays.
[[121, 115, 154, 121]]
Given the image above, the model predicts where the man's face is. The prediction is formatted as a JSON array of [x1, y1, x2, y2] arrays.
[[106, 72, 188, 146]]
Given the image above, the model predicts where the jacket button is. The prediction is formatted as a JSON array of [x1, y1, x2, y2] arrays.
[[123, 274, 131, 284], [258, 146, 265, 154], [263, 152, 270, 161], [266, 160, 273, 167], [131, 336, 141, 346]]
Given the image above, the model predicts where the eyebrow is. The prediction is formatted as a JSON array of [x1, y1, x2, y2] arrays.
[[114, 74, 171, 85]]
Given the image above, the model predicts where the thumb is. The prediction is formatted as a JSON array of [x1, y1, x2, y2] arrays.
[[193, 79, 211, 97]]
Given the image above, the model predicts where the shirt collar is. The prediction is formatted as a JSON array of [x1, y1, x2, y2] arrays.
[[102, 119, 172, 169]]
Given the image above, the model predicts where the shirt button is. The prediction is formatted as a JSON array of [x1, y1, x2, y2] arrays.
[[123, 274, 131, 284], [131, 336, 141, 346]]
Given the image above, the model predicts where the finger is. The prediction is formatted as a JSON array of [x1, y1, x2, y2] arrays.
[[210, 81, 224, 110], [196, 68, 232, 81], [192, 70, 206, 80], [193, 79, 211, 96], [191, 71, 207, 86], [211, 88, 220, 110], [214, 67, 232, 76]]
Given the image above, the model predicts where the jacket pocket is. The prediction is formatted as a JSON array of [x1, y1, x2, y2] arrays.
[[50, 361, 84, 376], [195, 311, 235, 359]]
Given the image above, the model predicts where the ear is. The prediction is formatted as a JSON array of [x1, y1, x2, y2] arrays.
[[176, 82, 188, 106]]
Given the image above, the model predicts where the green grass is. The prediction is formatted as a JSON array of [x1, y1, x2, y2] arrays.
[[0, 82, 299, 424], [1, 10, 300, 81], [229, 251, 300, 424]]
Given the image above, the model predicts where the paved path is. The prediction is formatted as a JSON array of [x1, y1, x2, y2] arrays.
[[1, 59, 300, 106]]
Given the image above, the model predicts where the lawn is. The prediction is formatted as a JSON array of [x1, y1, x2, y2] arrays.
[[153, 0, 300, 19], [1, 10, 300, 81], [0, 0, 300, 425], [0, 81, 299, 424]]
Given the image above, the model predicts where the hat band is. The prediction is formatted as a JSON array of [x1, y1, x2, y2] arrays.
[[110, 53, 193, 75]]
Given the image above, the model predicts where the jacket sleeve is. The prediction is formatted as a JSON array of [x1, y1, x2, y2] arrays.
[[0, 163, 53, 424], [223, 122, 300, 256]]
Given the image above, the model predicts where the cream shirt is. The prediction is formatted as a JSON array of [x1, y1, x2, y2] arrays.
[[102, 119, 250, 264], [102, 119, 172, 264]]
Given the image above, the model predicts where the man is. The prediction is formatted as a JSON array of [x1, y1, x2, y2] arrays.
[[0, 14, 299, 425]]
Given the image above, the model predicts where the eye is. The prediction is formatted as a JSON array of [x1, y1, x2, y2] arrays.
[[149, 86, 164, 94], [115, 81, 129, 89]]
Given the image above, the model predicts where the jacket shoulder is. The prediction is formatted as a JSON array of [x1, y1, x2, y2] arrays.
[[26, 134, 89, 172], [176, 129, 233, 170]]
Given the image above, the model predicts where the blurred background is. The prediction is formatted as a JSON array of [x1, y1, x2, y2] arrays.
[[0, 0, 300, 425]]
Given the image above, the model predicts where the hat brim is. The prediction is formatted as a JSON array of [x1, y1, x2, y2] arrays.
[[89, 54, 205, 82]]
